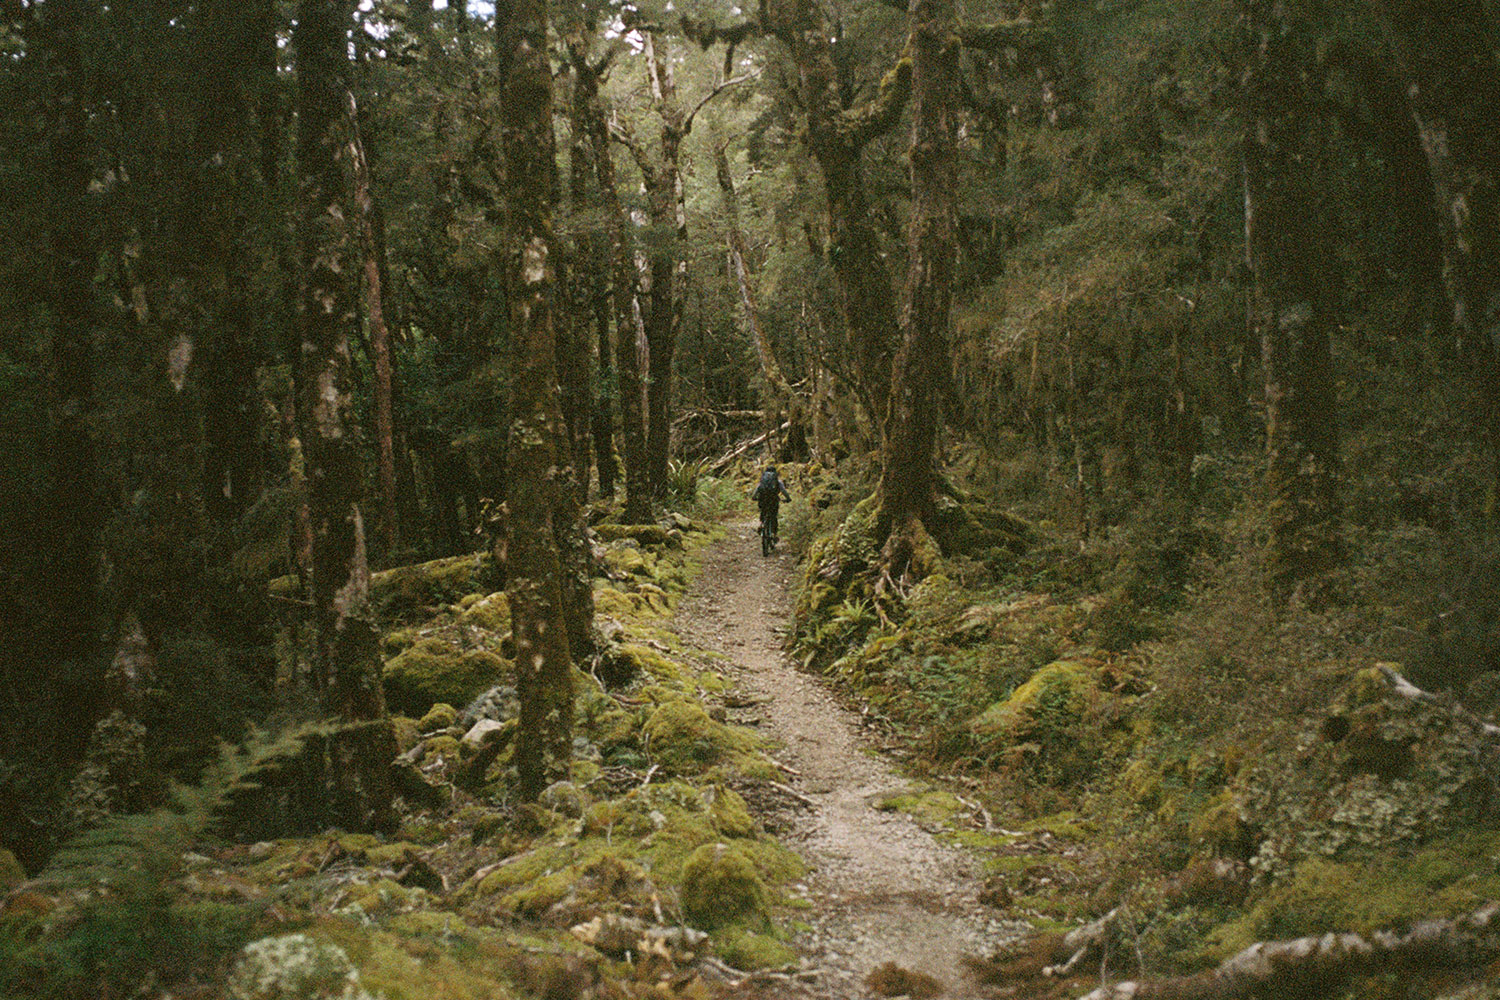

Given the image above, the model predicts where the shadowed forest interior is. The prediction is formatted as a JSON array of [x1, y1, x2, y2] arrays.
[[3, 0, 1500, 998]]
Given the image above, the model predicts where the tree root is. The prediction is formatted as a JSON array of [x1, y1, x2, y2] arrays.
[[1071, 901, 1500, 1000]]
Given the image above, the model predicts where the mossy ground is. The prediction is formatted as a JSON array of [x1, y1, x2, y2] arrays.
[[2, 488, 809, 998], [788, 459, 1500, 998]]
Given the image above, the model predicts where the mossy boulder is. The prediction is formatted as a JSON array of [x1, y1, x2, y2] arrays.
[[227, 932, 376, 1000], [390, 716, 422, 753], [417, 703, 458, 732], [969, 660, 1099, 739], [643, 702, 758, 775], [0, 848, 24, 891], [594, 524, 672, 546], [367, 553, 494, 622], [603, 546, 650, 578], [382, 639, 507, 717], [714, 926, 797, 970], [457, 593, 510, 633], [680, 843, 770, 930], [968, 660, 1121, 785]]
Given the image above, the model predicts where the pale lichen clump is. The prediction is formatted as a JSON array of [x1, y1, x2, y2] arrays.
[[227, 933, 375, 1000]]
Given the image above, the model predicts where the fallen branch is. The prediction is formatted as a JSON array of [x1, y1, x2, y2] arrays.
[[705, 421, 790, 475], [1377, 663, 1500, 738], [1073, 901, 1500, 1000]]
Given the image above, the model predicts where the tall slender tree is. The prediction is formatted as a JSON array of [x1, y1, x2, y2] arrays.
[[498, 0, 577, 799], [571, 40, 652, 523], [1373, 0, 1500, 492], [294, 0, 387, 719]]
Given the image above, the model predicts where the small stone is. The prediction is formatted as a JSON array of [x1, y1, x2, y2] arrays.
[[248, 841, 276, 860], [462, 719, 507, 748]]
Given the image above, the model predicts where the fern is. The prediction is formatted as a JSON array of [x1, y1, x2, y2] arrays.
[[0, 740, 284, 1000]]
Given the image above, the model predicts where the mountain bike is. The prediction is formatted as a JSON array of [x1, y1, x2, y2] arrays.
[[758, 515, 778, 556]]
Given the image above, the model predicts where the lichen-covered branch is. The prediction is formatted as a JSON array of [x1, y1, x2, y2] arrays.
[[837, 57, 913, 148]]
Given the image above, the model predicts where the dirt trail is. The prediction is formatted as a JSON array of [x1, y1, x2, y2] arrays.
[[680, 521, 1011, 999]]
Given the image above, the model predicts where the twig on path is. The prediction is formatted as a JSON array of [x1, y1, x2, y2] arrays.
[[768, 780, 817, 809], [768, 755, 802, 776]]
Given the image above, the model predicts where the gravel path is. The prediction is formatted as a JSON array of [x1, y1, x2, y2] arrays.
[[679, 521, 1013, 999]]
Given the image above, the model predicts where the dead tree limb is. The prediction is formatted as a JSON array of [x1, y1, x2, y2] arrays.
[[1072, 901, 1500, 1000]]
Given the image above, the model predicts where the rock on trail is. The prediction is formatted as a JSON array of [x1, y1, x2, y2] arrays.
[[680, 521, 1007, 999]]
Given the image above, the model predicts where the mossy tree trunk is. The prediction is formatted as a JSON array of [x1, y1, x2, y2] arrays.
[[571, 41, 651, 523], [1242, 0, 1343, 605], [638, 32, 686, 501], [498, 0, 577, 800], [348, 105, 400, 556], [875, 0, 959, 584], [760, 0, 911, 432], [1373, 0, 1500, 498], [556, 72, 597, 503], [294, 0, 387, 721]]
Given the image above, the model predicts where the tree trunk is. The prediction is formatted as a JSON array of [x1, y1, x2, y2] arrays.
[[1373, 0, 1500, 495], [36, 2, 102, 682], [572, 45, 651, 523], [1242, 0, 1342, 605], [497, 0, 576, 800], [348, 102, 400, 557], [875, 0, 959, 583], [641, 31, 688, 500], [759, 0, 911, 430], [294, 0, 387, 721]]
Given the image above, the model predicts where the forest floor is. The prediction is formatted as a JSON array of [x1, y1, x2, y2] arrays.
[[681, 521, 1024, 999]]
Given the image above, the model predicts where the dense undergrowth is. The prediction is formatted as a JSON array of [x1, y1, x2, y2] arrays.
[[0, 475, 809, 1000], [784, 430, 1500, 998]]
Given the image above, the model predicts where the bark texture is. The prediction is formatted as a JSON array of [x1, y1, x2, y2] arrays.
[[348, 93, 400, 556], [1242, 0, 1342, 604], [294, 0, 387, 721], [498, 0, 576, 800]]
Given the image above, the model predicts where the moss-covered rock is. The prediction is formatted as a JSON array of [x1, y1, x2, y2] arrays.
[[602, 545, 649, 578], [594, 524, 672, 546], [417, 703, 458, 732], [643, 702, 758, 775], [457, 593, 509, 633], [367, 553, 494, 622], [0, 849, 24, 891], [390, 716, 422, 753], [382, 640, 508, 717], [680, 843, 770, 930], [714, 926, 797, 970]]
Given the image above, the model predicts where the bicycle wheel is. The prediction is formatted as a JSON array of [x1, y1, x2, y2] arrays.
[[760, 523, 772, 556]]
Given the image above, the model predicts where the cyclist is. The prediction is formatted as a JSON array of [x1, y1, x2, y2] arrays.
[[750, 466, 792, 555]]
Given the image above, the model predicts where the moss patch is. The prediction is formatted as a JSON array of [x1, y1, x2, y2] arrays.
[[680, 843, 770, 930]]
